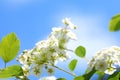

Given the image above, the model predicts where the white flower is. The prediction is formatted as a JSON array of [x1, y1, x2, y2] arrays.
[[62, 18, 77, 29], [39, 76, 56, 80], [52, 27, 62, 32], [35, 40, 48, 50], [46, 68, 55, 74], [22, 64, 30, 76], [87, 46, 120, 75], [31, 66, 42, 77], [17, 18, 77, 77], [66, 30, 77, 40], [105, 67, 116, 75], [17, 50, 29, 64], [95, 59, 108, 71], [87, 58, 96, 71], [58, 52, 71, 61]]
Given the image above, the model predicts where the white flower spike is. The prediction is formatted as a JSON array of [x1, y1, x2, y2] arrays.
[[17, 18, 77, 77], [87, 46, 120, 75]]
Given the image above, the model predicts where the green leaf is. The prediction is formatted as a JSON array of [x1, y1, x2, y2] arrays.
[[57, 78, 66, 80], [108, 72, 120, 80], [0, 65, 23, 78], [83, 68, 96, 80], [0, 32, 20, 63], [109, 14, 120, 32], [75, 46, 86, 58], [74, 76, 84, 80], [68, 59, 78, 71], [77, 68, 96, 80], [96, 71, 105, 80]]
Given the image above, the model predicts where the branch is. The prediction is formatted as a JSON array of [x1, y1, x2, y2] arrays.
[[53, 65, 77, 77]]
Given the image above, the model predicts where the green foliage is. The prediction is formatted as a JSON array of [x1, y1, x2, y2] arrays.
[[83, 68, 96, 80], [0, 32, 20, 63], [75, 46, 86, 58], [74, 68, 96, 80], [0, 65, 23, 78], [74, 76, 84, 80], [96, 71, 105, 80], [108, 72, 120, 80], [109, 14, 120, 32], [57, 78, 66, 80], [0, 13, 119, 80], [68, 59, 78, 71]]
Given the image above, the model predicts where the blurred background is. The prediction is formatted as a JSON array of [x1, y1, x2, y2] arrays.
[[0, 0, 120, 80]]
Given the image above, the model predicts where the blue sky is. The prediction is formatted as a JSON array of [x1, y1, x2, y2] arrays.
[[0, 0, 120, 80]]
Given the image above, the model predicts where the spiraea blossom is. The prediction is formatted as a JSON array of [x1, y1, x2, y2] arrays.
[[62, 18, 77, 29], [17, 18, 77, 77], [87, 46, 120, 75]]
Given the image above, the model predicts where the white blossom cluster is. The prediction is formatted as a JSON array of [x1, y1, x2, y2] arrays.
[[17, 18, 77, 77], [87, 46, 120, 75]]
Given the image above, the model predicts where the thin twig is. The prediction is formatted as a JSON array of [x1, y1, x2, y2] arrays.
[[53, 65, 77, 77], [65, 48, 74, 52]]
